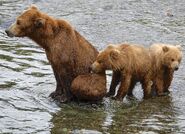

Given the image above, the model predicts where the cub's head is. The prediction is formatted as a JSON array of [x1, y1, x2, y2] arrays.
[[5, 5, 55, 38], [91, 45, 122, 73], [162, 45, 182, 71]]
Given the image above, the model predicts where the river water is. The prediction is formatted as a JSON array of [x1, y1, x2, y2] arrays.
[[0, 0, 185, 133]]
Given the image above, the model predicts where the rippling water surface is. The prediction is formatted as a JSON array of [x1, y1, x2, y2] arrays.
[[0, 0, 185, 133]]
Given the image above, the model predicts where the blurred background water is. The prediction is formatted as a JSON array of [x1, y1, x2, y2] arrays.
[[0, 0, 185, 133]]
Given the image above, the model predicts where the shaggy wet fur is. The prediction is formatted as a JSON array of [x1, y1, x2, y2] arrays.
[[150, 43, 182, 96], [5, 5, 98, 102], [71, 72, 107, 101], [92, 43, 153, 101]]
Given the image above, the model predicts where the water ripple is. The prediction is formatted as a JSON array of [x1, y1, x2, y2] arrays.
[[0, 0, 185, 133]]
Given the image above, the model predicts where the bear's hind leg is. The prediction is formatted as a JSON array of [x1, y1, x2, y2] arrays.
[[142, 73, 153, 99], [142, 79, 152, 99], [127, 79, 136, 97]]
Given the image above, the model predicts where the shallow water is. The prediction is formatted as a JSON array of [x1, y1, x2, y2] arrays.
[[0, 0, 185, 133]]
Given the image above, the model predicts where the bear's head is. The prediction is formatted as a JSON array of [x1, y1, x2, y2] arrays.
[[5, 5, 56, 39], [162, 45, 182, 71], [91, 45, 124, 73]]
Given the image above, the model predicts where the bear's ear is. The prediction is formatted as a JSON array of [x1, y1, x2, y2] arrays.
[[34, 18, 45, 28], [110, 49, 120, 60], [107, 44, 115, 49], [176, 45, 182, 50], [162, 46, 169, 52], [30, 4, 38, 10]]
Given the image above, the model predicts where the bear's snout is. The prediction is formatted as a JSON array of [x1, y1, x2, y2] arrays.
[[174, 66, 179, 71], [91, 62, 100, 73], [5, 29, 15, 37], [90, 63, 96, 72], [171, 61, 180, 71]]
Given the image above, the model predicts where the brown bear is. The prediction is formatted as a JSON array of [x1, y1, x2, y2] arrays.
[[149, 43, 182, 96], [71, 72, 107, 101], [91, 43, 153, 101], [5, 5, 98, 102]]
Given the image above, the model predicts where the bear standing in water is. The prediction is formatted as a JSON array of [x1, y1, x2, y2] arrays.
[[5, 5, 99, 102], [91, 43, 153, 101], [149, 43, 182, 96]]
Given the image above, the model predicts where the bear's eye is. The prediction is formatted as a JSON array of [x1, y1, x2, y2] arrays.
[[171, 58, 174, 62], [16, 20, 21, 25], [98, 60, 103, 64]]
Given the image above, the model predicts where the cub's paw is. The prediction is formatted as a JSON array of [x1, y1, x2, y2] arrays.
[[111, 96, 123, 101], [106, 92, 115, 97]]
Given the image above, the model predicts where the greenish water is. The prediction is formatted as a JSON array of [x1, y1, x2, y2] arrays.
[[0, 0, 185, 133]]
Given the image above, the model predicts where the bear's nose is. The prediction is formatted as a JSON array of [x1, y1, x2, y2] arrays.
[[90, 64, 97, 73], [5, 29, 14, 37], [5, 29, 9, 35], [90, 64, 94, 71], [174, 67, 179, 71]]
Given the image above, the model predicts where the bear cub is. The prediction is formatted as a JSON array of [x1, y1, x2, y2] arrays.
[[91, 43, 153, 101], [150, 43, 182, 96], [71, 72, 107, 101]]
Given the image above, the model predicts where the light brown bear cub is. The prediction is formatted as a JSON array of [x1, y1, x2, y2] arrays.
[[150, 43, 182, 96], [91, 43, 153, 101], [5, 5, 99, 102]]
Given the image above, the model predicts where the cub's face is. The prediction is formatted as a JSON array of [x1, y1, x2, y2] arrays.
[[162, 46, 182, 71], [91, 46, 120, 73], [5, 5, 45, 37]]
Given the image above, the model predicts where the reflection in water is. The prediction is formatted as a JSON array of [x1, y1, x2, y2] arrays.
[[0, 0, 185, 133], [111, 96, 179, 134], [51, 96, 179, 134], [51, 103, 106, 133]]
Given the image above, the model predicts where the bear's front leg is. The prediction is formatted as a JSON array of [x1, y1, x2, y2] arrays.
[[163, 70, 174, 95], [107, 71, 121, 97], [60, 74, 74, 101], [113, 74, 132, 101], [49, 69, 73, 103], [49, 70, 64, 99], [155, 75, 165, 96]]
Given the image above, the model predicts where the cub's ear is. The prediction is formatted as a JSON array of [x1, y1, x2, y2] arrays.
[[162, 46, 169, 52], [176, 45, 182, 50], [34, 18, 45, 28], [110, 49, 120, 60], [107, 44, 115, 49], [30, 4, 38, 10]]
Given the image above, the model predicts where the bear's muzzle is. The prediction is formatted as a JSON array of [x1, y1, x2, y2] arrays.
[[5, 29, 15, 37]]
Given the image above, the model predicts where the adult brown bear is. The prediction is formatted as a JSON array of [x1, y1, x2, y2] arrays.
[[5, 5, 99, 102]]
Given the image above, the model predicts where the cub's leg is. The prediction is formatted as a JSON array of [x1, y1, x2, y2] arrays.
[[113, 73, 132, 101], [142, 72, 153, 99], [107, 71, 121, 97]]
